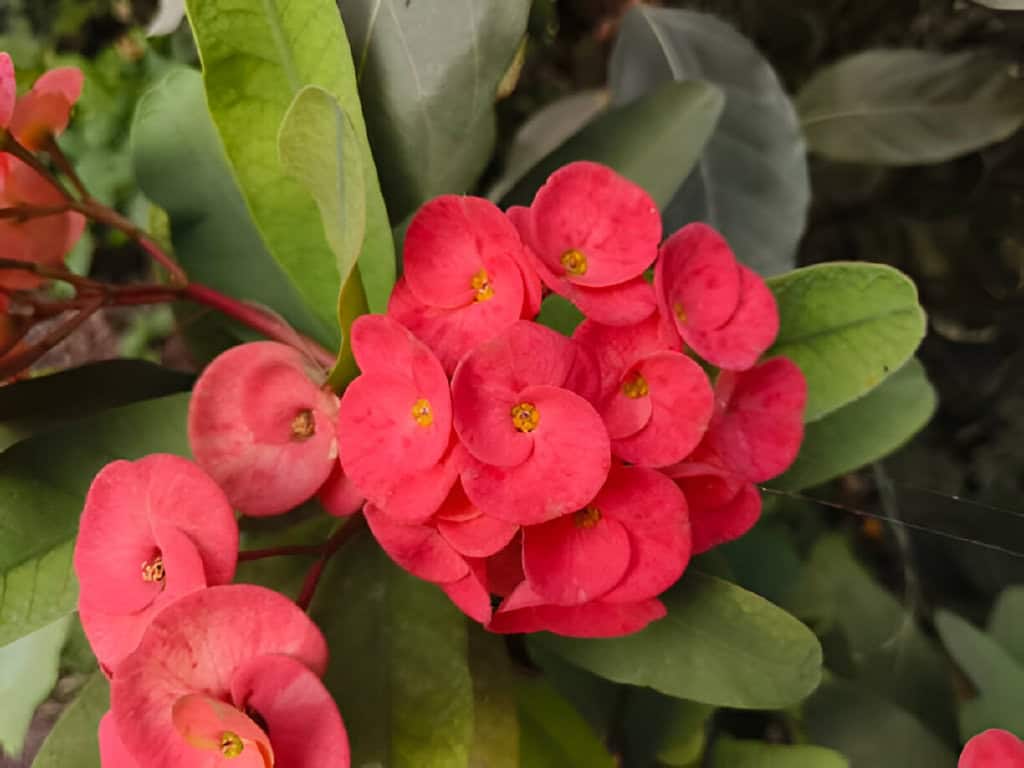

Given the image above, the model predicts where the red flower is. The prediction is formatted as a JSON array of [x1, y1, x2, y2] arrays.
[[959, 730, 1024, 768], [188, 342, 340, 517], [655, 223, 779, 371], [511, 162, 660, 325], [0, 54, 14, 130], [387, 195, 536, 372], [7, 65, 83, 150], [73, 455, 238, 672]]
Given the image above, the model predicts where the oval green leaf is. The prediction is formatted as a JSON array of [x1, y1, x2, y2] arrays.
[[989, 587, 1024, 665], [31, 672, 108, 768], [712, 737, 849, 768], [536, 572, 822, 710], [767, 262, 927, 421], [517, 678, 616, 768]]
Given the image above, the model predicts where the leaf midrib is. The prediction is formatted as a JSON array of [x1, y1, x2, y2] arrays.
[[261, 0, 301, 93], [773, 305, 921, 348]]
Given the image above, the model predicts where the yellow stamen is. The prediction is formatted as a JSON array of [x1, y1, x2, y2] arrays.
[[291, 409, 316, 440], [622, 372, 649, 399], [575, 506, 602, 529], [411, 398, 434, 427], [471, 269, 495, 302], [220, 731, 244, 758], [141, 555, 165, 584], [560, 249, 588, 277], [672, 301, 687, 325], [511, 402, 540, 433]]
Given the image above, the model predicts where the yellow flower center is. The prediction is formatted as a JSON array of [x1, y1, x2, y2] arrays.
[[471, 269, 495, 302], [511, 402, 540, 433], [560, 249, 588, 277], [672, 301, 687, 325], [622, 372, 649, 399], [141, 554, 165, 584], [411, 398, 434, 427], [291, 409, 316, 440], [220, 731, 244, 758], [575, 506, 602, 529]]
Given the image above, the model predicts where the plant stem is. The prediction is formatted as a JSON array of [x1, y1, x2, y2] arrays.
[[0, 296, 104, 379], [237, 543, 326, 562], [296, 515, 366, 611], [0, 132, 73, 199], [43, 137, 91, 202]]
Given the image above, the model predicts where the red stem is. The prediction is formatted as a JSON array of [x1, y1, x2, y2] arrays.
[[237, 543, 325, 562], [295, 515, 366, 611]]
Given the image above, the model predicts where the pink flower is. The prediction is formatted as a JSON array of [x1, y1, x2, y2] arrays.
[[316, 463, 365, 517], [452, 320, 611, 525], [337, 315, 457, 522], [387, 195, 535, 372], [73, 455, 237, 672], [7, 65, 83, 150], [108, 585, 348, 768], [574, 313, 714, 467], [511, 162, 660, 325], [0, 54, 14, 130], [655, 223, 779, 371], [188, 341, 339, 517], [959, 730, 1024, 768]]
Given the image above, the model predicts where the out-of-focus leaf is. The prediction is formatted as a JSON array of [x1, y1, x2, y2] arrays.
[[147, 0, 186, 36], [767, 263, 927, 421], [527, 641, 620, 739], [989, 587, 1024, 665], [468, 627, 519, 768], [712, 737, 849, 768], [798, 50, 1024, 165], [536, 295, 585, 337], [340, 0, 531, 221], [720, 519, 802, 605], [623, 689, 713, 766], [537, 573, 822, 709], [777, 358, 936, 490], [503, 80, 724, 210], [972, 0, 1024, 7], [30, 672, 108, 768], [610, 6, 809, 275], [517, 677, 616, 768]]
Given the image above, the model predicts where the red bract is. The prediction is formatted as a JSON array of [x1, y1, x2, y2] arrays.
[[109, 585, 348, 768], [337, 315, 456, 522], [655, 224, 779, 371], [317, 463, 365, 518], [959, 730, 1024, 768], [8, 66, 84, 150], [575, 315, 714, 467], [512, 162, 660, 325], [73, 455, 237, 672], [387, 195, 536, 372], [0, 53, 13, 129], [452, 320, 611, 525], [188, 341, 339, 517]]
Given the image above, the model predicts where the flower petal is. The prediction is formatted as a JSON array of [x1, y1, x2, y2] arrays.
[[441, 571, 493, 624], [438, 511, 519, 558], [656, 223, 741, 333], [565, 278, 658, 326], [364, 504, 469, 583], [573, 313, 672, 400], [172, 693, 273, 766], [99, 713, 141, 768], [959, 729, 1024, 768], [0, 54, 14, 130], [317, 463, 365, 518], [687, 481, 762, 554]]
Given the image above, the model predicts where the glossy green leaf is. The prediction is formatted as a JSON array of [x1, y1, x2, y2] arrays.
[[936, 611, 1024, 705], [989, 587, 1024, 665], [468, 627, 519, 768], [340, 0, 531, 221], [31, 672, 108, 768], [184, 0, 395, 315], [536, 295, 585, 337], [767, 263, 927, 421], [537, 573, 822, 709], [132, 69, 334, 346], [0, 361, 192, 453], [517, 677, 616, 768], [503, 80, 724, 210], [786, 535, 956, 736], [610, 6, 809, 275], [0, 394, 190, 647], [798, 50, 1024, 165], [0, 616, 72, 757], [803, 679, 956, 768], [777, 358, 936, 490], [309, 529, 473, 768], [712, 737, 849, 768]]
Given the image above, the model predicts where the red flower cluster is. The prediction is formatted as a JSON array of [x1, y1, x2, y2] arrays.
[[337, 161, 807, 636], [959, 730, 1024, 768]]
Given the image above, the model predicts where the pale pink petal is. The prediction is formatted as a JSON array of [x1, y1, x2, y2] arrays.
[[364, 504, 469, 583], [656, 223, 741, 333], [172, 694, 273, 766]]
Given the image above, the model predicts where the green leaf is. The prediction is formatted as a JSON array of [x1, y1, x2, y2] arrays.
[[0, 616, 72, 757], [989, 587, 1024, 665], [798, 49, 1024, 165], [184, 0, 395, 315], [132, 69, 335, 346], [767, 263, 927, 421], [803, 679, 956, 768], [536, 573, 822, 709], [0, 394, 190, 646], [776, 358, 936, 490], [712, 737, 849, 768], [503, 80, 724, 210], [623, 689, 713, 766], [309, 529, 474, 767], [935, 610, 1024, 705], [610, 6, 809, 275], [0, 360, 192, 453], [468, 627, 519, 768], [536, 295, 585, 337], [340, 0, 531, 221], [517, 677, 616, 768], [31, 672, 108, 768], [786, 535, 956, 736], [973, 0, 1024, 8]]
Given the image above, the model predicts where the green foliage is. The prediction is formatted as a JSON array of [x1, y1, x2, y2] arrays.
[[340, 0, 532, 221], [503, 80, 724, 210], [517, 677, 616, 768], [989, 587, 1024, 665], [623, 689, 714, 766], [777, 358, 936, 490], [798, 50, 1024, 165], [30, 672, 108, 768], [184, 0, 394, 316], [711, 737, 849, 768], [536, 573, 822, 710], [0, 394, 190, 647], [767, 263, 927, 421], [610, 6, 809, 275], [468, 628, 520, 767], [536, 295, 585, 336]]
